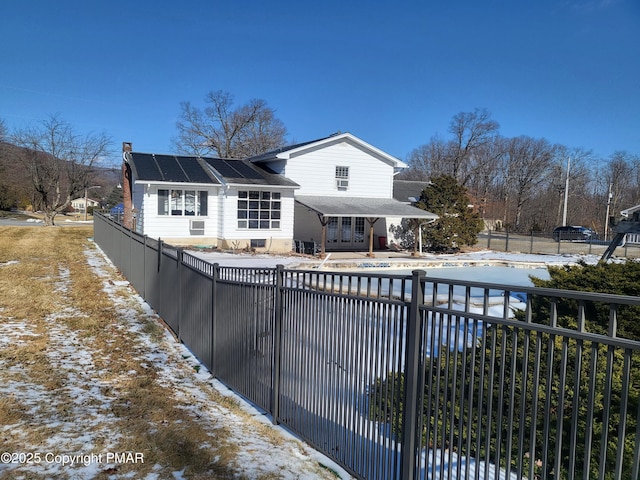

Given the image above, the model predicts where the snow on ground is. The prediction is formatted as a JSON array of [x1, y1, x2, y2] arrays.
[[0, 245, 351, 479], [0, 246, 607, 479], [189, 248, 602, 271]]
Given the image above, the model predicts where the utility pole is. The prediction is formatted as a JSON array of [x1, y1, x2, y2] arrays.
[[562, 157, 571, 226], [604, 182, 613, 240]]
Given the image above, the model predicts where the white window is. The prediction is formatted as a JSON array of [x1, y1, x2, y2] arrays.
[[237, 190, 281, 229], [336, 166, 349, 190], [158, 189, 208, 216]]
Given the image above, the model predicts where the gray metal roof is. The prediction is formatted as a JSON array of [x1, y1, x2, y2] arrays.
[[295, 195, 438, 219], [393, 180, 429, 203]]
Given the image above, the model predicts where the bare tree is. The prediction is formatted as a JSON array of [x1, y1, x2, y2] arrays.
[[447, 108, 500, 185], [11, 115, 112, 226], [402, 109, 500, 187], [502, 136, 556, 230], [402, 135, 450, 180], [604, 152, 638, 213], [173, 90, 287, 158], [465, 139, 506, 218]]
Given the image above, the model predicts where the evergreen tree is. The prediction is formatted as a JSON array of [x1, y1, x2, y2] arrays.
[[104, 185, 123, 209], [417, 174, 484, 252]]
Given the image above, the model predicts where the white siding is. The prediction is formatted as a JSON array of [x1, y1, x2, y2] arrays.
[[284, 141, 395, 198], [220, 186, 295, 243], [131, 182, 295, 251], [135, 184, 219, 240]]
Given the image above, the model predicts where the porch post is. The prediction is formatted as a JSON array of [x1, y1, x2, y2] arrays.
[[316, 213, 328, 257], [366, 217, 379, 257]]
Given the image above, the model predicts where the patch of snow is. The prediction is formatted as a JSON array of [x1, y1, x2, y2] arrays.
[[190, 248, 602, 271], [0, 245, 350, 479]]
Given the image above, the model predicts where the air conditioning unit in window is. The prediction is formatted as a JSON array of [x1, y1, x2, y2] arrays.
[[336, 179, 349, 190], [189, 219, 205, 233]]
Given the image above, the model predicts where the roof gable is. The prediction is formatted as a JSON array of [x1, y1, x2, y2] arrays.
[[248, 132, 408, 169]]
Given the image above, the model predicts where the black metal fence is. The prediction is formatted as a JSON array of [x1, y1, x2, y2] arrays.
[[93, 213, 640, 479], [480, 229, 640, 259]]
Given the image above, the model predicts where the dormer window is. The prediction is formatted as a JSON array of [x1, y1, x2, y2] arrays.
[[336, 166, 349, 190]]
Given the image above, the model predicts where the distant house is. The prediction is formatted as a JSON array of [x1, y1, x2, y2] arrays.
[[71, 197, 100, 214], [122, 133, 437, 254]]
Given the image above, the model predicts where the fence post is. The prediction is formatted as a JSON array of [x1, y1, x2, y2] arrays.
[[271, 264, 284, 425], [530, 231, 534, 254], [401, 270, 426, 479], [211, 263, 219, 374], [177, 247, 183, 342], [142, 235, 147, 299]]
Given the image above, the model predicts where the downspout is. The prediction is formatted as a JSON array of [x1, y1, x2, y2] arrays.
[[417, 218, 437, 256]]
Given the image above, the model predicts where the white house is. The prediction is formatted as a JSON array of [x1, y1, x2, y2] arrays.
[[248, 133, 438, 254], [71, 197, 100, 214], [124, 152, 299, 252], [123, 133, 437, 255]]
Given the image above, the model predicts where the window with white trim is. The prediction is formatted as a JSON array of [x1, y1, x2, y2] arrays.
[[237, 190, 281, 229], [158, 189, 208, 216], [335, 166, 349, 190]]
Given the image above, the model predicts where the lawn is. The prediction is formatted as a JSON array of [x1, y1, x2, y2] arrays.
[[0, 226, 342, 479]]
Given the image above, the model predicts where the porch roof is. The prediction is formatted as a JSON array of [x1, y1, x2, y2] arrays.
[[294, 195, 438, 220]]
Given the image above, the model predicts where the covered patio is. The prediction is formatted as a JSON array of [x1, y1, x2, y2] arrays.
[[294, 195, 438, 257]]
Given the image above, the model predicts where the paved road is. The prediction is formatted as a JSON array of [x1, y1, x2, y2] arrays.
[[0, 217, 44, 226], [0, 217, 92, 227]]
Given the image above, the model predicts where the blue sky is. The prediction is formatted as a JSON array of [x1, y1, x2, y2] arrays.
[[1, 0, 639, 165]]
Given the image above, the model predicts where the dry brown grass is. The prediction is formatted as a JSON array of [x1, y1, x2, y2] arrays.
[[0, 226, 302, 479]]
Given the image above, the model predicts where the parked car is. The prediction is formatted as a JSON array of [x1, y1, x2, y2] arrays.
[[552, 225, 596, 242]]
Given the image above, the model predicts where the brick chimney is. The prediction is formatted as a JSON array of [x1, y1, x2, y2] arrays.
[[122, 142, 134, 230]]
